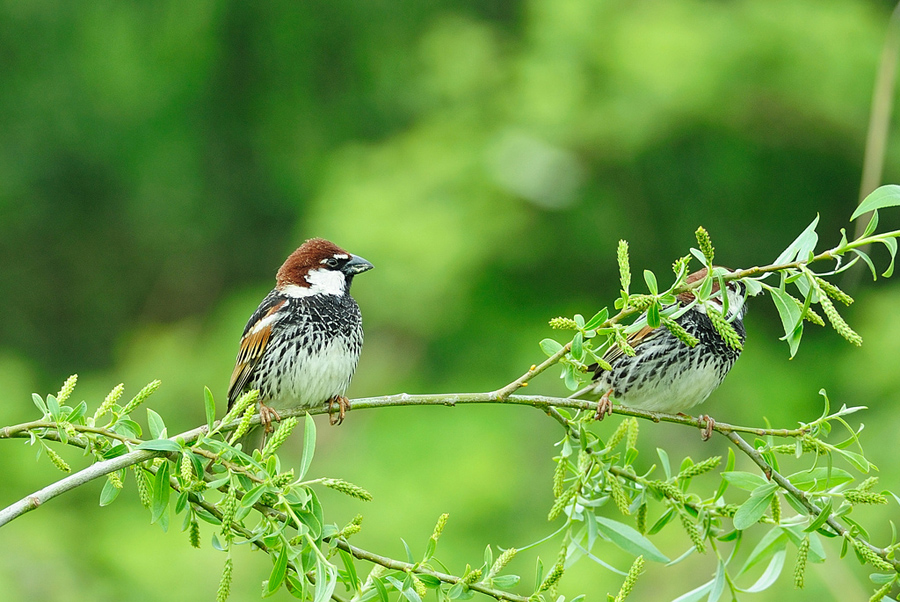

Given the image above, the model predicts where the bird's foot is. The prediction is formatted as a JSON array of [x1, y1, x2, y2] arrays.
[[594, 389, 614, 421], [327, 395, 350, 426], [698, 414, 715, 441], [259, 404, 282, 434]]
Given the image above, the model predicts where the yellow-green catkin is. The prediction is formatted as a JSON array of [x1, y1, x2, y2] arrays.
[[577, 450, 592, 475], [548, 485, 577, 521], [625, 418, 639, 451], [707, 307, 743, 350], [216, 557, 233, 602], [261, 416, 297, 457], [108, 470, 124, 489], [869, 581, 894, 602], [636, 503, 648, 534], [800, 435, 830, 455], [189, 518, 201, 549], [539, 551, 566, 592], [410, 572, 428, 597], [680, 512, 705, 553], [615, 330, 636, 357], [94, 383, 125, 421], [788, 293, 825, 326], [121, 380, 162, 415], [650, 480, 685, 503], [222, 389, 259, 425], [180, 452, 195, 483], [431, 513, 449, 542], [552, 456, 568, 497], [771, 493, 782, 523], [677, 456, 722, 481], [626, 295, 655, 311], [323, 478, 373, 501], [220, 490, 238, 536], [549, 317, 579, 330], [56, 374, 78, 404], [340, 514, 364, 537], [618, 240, 631, 293], [695, 227, 715, 264], [614, 555, 645, 602], [812, 280, 862, 345], [672, 254, 692, 275], [608, 473, 631, 516], [845, 490, 888, 505], [606, 419, 629, 450], [44, 445, 71, 473], [134, 467, 152, 507], [815, 277, 854, 305], [793, 538, 809, 589], [229, 404, 256, 444], [462, 566, 483, 585], [487, 548, 518, 580], [661, 316, 699, 347], [853, 538, 895, 571]]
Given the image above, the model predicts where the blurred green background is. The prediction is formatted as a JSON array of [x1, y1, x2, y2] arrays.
[[1, 0, 899, 600]]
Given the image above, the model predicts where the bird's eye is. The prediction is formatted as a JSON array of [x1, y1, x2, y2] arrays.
[[325, 257, 340, 269]]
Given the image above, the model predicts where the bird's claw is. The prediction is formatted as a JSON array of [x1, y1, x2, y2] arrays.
[[594, 389, 614, 421], [699, 414, 715, 441], [328, 395, 350, 426], [259, 404, 282, 434]]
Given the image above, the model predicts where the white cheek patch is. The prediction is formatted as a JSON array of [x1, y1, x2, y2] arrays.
[[281, 268, 347, 297]]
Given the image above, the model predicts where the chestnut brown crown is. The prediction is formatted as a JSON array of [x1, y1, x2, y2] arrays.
[[275, 238, 373, 289]]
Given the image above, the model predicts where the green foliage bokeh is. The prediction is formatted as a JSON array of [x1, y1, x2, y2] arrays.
[[1, 1, 899, 600]]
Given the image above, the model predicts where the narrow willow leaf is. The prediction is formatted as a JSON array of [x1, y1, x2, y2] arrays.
[[804, 499, 834, 533], [738, 549, 786, 593], [850, 184, 900, 220], [774, 215, 820, 265], [99, 477, 121, 507], [721, 471, 769, 491], [136, 439, 182, 453], [147, 409, 166, 439], [594, 516, 670, 563], [879, 237, 897, 277], [151, 461, 171, 524], [268, 547, 289, 593], [852, 249, 878, 280], [766, 286, 802, 357], [733, 485, 777, 530], [298, 412, 316, 480], [643, 270, 658, 295], [204, 387, 216, 431], [583, 308, 609, 331]]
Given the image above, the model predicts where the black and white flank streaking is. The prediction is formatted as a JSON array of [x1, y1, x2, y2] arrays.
[[227, 238, 373, 446], [577, 268, 747, 439]]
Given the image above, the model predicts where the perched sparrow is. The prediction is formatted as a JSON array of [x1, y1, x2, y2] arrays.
[[578, 268, 747, 440], [227, 238, 373, 446]]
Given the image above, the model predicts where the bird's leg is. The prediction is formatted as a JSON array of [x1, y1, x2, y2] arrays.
[[594, 389, 614, 421], [327, 395, 350, 426], [698, 414, 715, 441], [259, 403, 282, 434]]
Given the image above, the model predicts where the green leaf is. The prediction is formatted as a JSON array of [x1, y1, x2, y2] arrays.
[[268, 547, 289, 593], [32, 393, 48, 415], [147, 409, 166, 439], [786, 467, 853, 490], [46, 395, 60, 420], [671, 581, 714, 602], [804, 499, 834, 533], [136, 439, 182, 452], [850, 184, 900, 220], [738, 550, 786, 593], [540, 338, 564, 356], [298, 412, 316, 480], [766, 286, 803, 358], [151, 461, 171, 524], [583, 308, 609, 331], [647, 302, 660, 328], [879, 237, 897, 277], [657, 448, 672, 480], [99, 477, 121, 507], [204, 387, 216, 431], [774, 215, 820, 264], [837, 449, 871, 473], [594, 515, 669, 563], [490, 575, 520, 588], [708, 559, 726, 602], [643, 270, 658, 295], [571, 332, 584, 362], [721, 471, 769, 491], [738, 527, 787, 576], [733, 484, 777, 530], [852, 249, 878, 280]]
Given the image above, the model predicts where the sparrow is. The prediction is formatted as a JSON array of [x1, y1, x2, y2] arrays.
[[576, 268, 747, 440], [227, 238, 373, 447]]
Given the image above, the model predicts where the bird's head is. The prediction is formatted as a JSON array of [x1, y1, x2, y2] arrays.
[[677, 268, 747, 321], [276, 238, 373, 297]]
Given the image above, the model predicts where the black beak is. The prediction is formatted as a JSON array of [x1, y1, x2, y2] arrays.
[[343, 254, 374, 275]]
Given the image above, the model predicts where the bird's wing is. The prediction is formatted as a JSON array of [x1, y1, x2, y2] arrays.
[[227, 295, 288, 409], [595, 324, 661, 372]]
